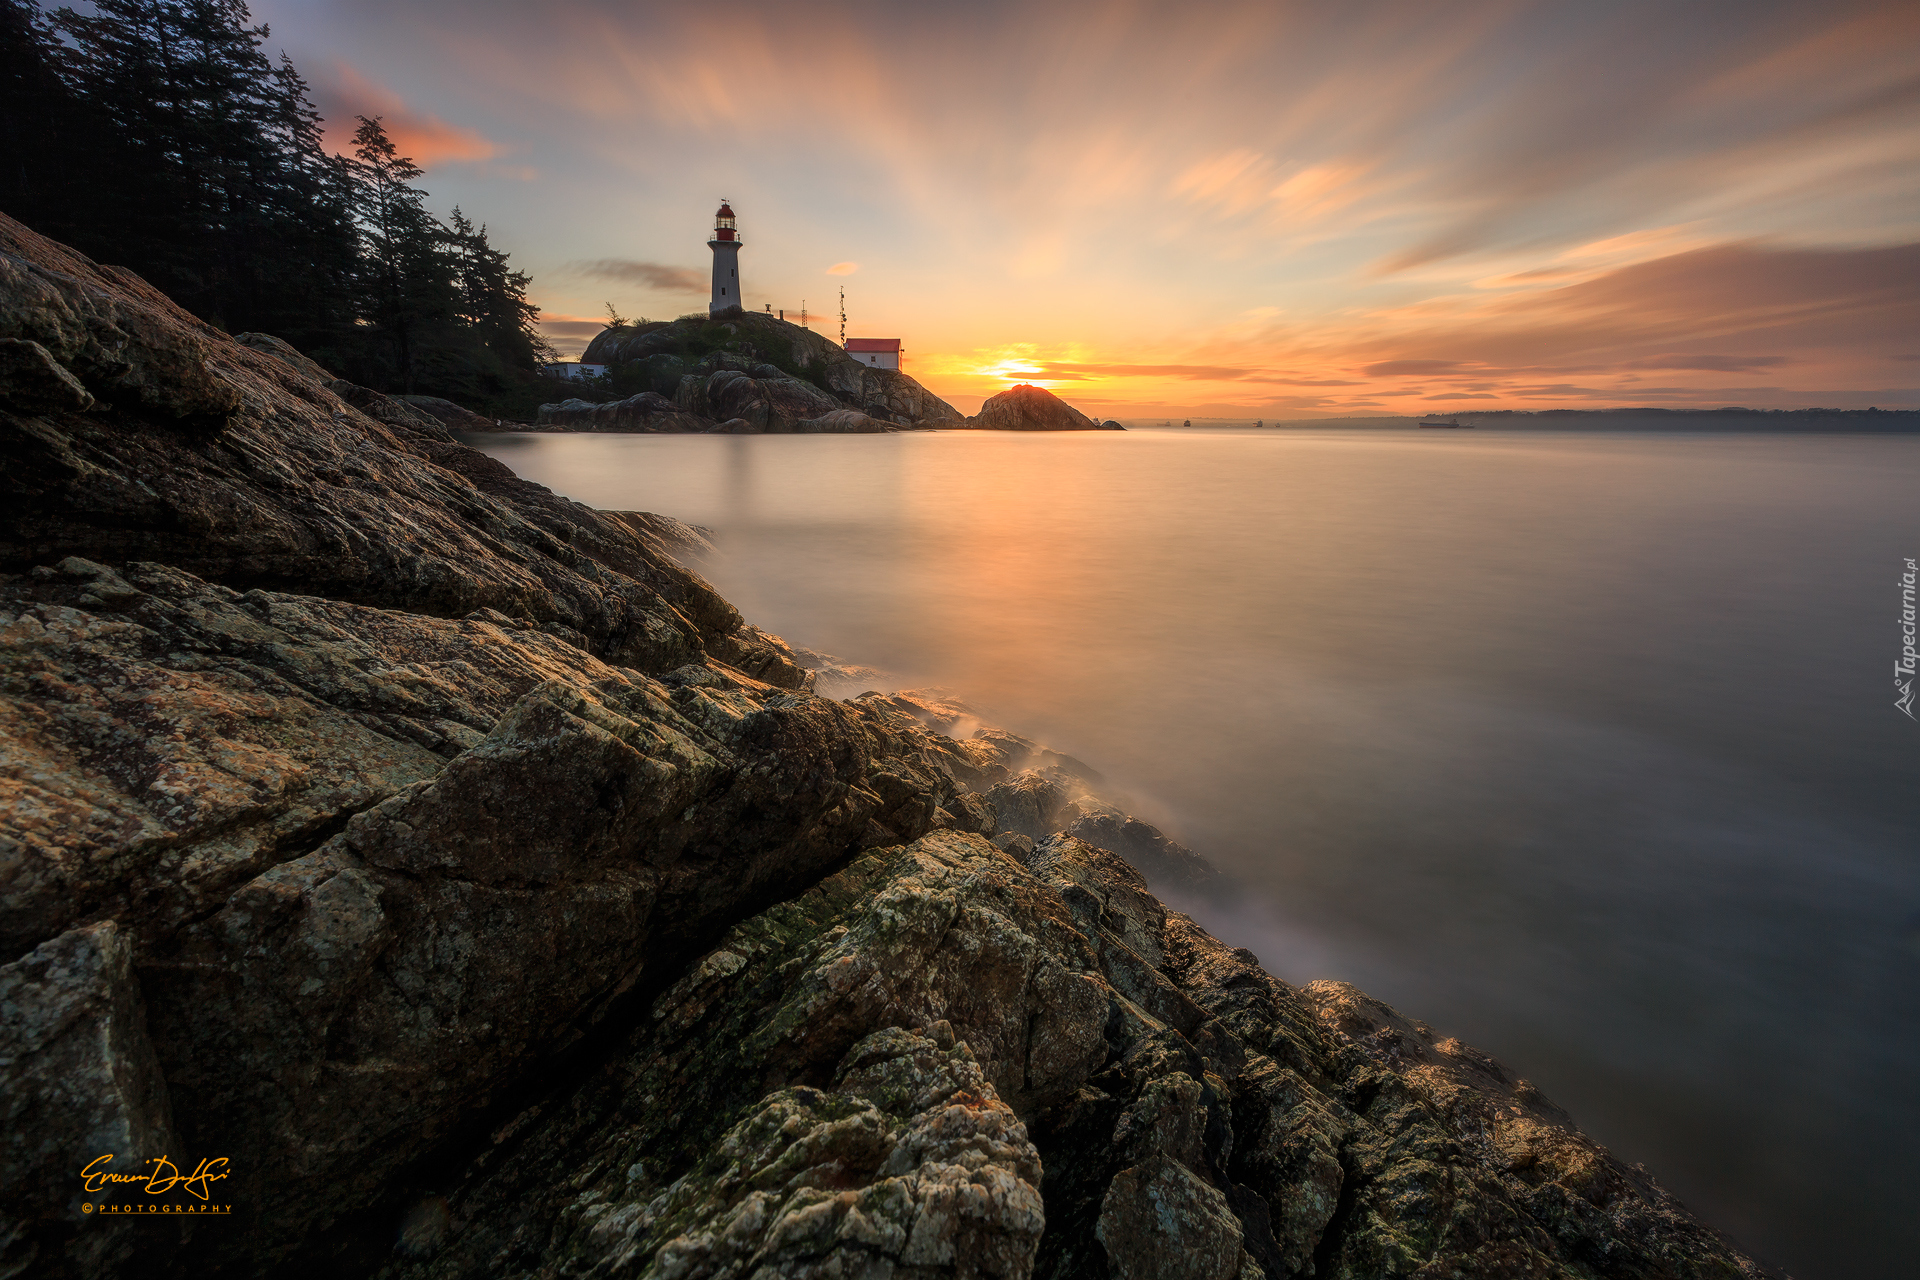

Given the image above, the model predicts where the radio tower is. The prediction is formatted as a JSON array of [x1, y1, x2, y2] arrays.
[[839, 286, 846, 346], [801, 299, 807, 329]]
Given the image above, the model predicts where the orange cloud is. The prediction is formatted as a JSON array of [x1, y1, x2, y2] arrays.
[[316, 64, 498, 168], [826, 262, 860, 275]]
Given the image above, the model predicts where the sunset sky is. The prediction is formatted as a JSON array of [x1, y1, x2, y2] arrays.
[[256, 0, 1919, 416]]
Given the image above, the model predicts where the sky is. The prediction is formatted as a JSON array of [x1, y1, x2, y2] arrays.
[[257, 0, 1920, 416]]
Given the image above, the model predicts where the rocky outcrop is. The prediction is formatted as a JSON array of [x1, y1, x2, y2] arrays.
[[536, 391, 711, 432], [704, 367, 844, 431], [968, 383, 1114, 431], [233, 330, 335, 383], [0, 211, 1777, 1280], [824, 360, 965, 426], [577, 311, 964, 429], [397, 394, 498, 432]]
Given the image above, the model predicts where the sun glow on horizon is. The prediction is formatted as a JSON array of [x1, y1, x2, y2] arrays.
[[264, 0, 1920, 416]]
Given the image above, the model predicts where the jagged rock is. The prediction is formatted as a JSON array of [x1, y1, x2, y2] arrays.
[[824, 360, 966, 426], [968, 383, 1100, 431], [0, 211, 785, 682], [398, 394, 497, 432], [326, 377, 452, 436], [232, 331, 335, 383], [0, 919, 175, 1270], [1066, 812, 1223, 895], [599, 509, 717, 559], [534, 391, 709, 432], [0, 226, 240, 429], [359, 830, 1771, 1280], [705, 368, 844, 431], [673, 371, 709, 417], [0, 562, 988, 1270], [0, 337, 95, 412]]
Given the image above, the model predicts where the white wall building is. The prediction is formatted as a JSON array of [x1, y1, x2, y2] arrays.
[[846, 338, 902, 371]]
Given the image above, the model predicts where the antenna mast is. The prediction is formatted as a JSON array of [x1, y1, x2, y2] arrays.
[[839, 286, 846, 346], [801, 299, 807, 329]]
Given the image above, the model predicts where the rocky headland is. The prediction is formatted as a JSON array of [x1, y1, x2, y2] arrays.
[[534, 311, 965, 434], [0, 210, 1779, 1279]]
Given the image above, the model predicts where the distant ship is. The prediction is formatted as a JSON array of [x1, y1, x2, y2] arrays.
[[1418, 417, 1471, 428]]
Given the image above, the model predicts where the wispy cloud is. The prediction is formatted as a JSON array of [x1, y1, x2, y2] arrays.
[[265, 0, 1920, 413], [568, 260, 706, 293]]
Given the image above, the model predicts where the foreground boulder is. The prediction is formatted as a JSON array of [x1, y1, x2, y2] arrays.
[[0, 211, 1778, 1279]]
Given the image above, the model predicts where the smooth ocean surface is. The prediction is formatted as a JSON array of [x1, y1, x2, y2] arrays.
[[463, 427, 1920, 1278]]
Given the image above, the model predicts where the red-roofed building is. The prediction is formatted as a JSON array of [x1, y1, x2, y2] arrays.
[[846, 338, 903, 371]]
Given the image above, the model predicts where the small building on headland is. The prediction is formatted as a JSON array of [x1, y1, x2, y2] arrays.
[[846, 338, 902, 371], [545, 362, 608, 380]]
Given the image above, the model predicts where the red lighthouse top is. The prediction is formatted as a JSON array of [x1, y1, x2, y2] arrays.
[[712, 200, 738, 242]]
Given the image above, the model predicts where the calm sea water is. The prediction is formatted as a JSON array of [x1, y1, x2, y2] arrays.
[[463, 427, 1920, 1278]]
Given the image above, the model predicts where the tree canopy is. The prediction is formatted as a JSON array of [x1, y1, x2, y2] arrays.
[[0, 0, 551, 409]]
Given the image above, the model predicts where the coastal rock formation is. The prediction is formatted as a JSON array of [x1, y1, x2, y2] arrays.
[[397, 394, 498, 432], [705, 366, 843, 430], [536, 391, 711, 432], [969, 383, 1116, 431], [570, 310, 965, 431], [0, 212, 1778, 1279]]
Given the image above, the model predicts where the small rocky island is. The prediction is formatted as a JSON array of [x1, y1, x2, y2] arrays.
[[533, 311, 1116, 435], [0, 212, 1777, 1278]]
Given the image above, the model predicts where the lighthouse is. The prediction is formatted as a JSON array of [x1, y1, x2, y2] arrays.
[[708, 200, 743, 315]]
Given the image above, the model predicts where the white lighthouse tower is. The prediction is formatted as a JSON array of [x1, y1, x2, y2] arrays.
[[708, 199, 743, 315]]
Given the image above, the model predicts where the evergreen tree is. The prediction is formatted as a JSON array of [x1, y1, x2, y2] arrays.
[[0, 0, 103, 236], [346, 115, 460, 393], [2, 1, 548, 409]]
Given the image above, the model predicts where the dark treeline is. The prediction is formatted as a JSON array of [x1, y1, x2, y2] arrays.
[[1, 0, 550, 408]]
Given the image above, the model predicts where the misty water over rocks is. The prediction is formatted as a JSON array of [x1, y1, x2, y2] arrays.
[[463, 426, 1920, 1279]]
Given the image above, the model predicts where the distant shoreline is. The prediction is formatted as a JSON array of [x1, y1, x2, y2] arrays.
[[1107, 408, 1920, 432]]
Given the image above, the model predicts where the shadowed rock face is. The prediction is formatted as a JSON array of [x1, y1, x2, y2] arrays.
[[968, 383, 1101, 431], [536, 391, 711, 432], [0, 213, 1778, 1280]]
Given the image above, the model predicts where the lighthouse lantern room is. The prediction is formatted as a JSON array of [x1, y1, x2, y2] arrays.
[[708, 200, 743, 315]]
